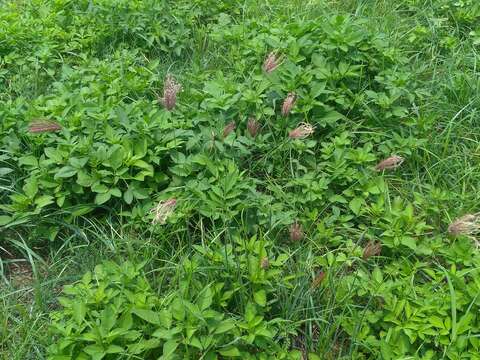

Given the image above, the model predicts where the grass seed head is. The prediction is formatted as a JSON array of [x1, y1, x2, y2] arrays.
[[151, 198, 177, 225], [311, 271, 326, 289], [448, 213, 480, 237], [160, 75, 181, 111], [263, 51, 282, 73], [222, 121, 236, 138], [289, 221, 304, 242], [28, 119, 62, 133], [362, 241, 382, 260], [289, 122, 315, 139], [247, 117, 260, 137], [282, 92, 296, 116], [260, 257, 270, 269], [375, 155, 404, 171]]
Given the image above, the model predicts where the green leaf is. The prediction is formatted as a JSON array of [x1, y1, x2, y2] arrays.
[[55, 166, 77, 179], [349, 197, 364, 215], [106, 345, 123, 354], [171, 299, 185, 321], [401, 236, 416, 249], [124, 188, 133, 204], [133, 159, 153, 172], [35, 195, 54, 208], [218, 346, 241, 357], [197, 287, 213, 311], [162, 340, 179, 358], [95, 192, 111, 205], [0, 216, 12, 226], [83, 344, 105, 360], [19, 155, 38, 167], [133, 187, 149, 200], [108, 146, 125, 170], [76, 171, 94, 187], [131, 308, 160, 325], [158, 310, 172, 328], [92, 182, 109, 193], [253, 290, 266, 307], [69, 157, 89, 169], [128, 339, 161, 354], [320, 110, 344, 124], [214, 319, 236, 334], [101, 306, 116, 332], [72, 301, 86, 325], [244, 302, 256, 323], [23, 178, 38, 198], [44, 147, 63, 162], [0, 167, 13, 176], [372, 267, 383, 283], [110, 188, 121, 198]]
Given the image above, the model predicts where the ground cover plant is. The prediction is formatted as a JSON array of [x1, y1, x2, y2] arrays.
[[1, 0, 480, 359]]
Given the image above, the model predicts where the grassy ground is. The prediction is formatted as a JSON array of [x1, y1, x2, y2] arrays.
[[1, 0, 480, 359]]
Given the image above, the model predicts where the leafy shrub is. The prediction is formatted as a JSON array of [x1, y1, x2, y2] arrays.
[[48, 257, 302, 359]]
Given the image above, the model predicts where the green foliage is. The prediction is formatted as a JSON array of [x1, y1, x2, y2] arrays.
[[48, 258, 301, 359], [2, 0, 480, 359]]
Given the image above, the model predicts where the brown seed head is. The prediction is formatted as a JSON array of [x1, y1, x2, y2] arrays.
[[311, 271, 326, 289], [260, 257, 270, 270], [28, 119, 62, 133], [289, 222, 304, 242], [282, 92, 296, 116], [222, 121, 236, 138], [263, 51, 282, 73], [448, 213, 480, 237], [247, 117, 260, 137], [362, 241, 382, 260], [160, 75, 181, 111], [289, 122, 315, 139], [375, 155, 404, 171], [150, 198, 177, 224]]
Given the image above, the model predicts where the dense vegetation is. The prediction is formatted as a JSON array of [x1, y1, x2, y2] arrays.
[[1, 0, 480, 359]]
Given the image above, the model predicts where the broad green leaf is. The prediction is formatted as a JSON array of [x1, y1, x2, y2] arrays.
[[106, 345, 123, 354], [372, 267, 383, 283], [35, 195, 54, 208], [254, 290, 266, 307], [19, 155, 38, 167], [55, 166, 77, 179], [44, 147, 63, 162], [162, 340, 179, 358], [218, 346, 241, 357], [158, 310, 172, 328], [69, 157, 89, 169], [128, 339, 161, 354], [131, 308, 160, 325], [109, 188, 122, 198], [72, 301, 86, 325], [349, 197, 364, 215], [108, 146, 125, 170], [124, 188, 134, 204], [214, 319, 236, 334], [83, 344, 105, 360], [171, 299, 185, 321], [23, 178, 38, 198], [133, 160, 153, 172], [95, 192, 111, 205], [92, 182, 109, 193], [401, 236, 416, 250], [197, 287, 213, 311]]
